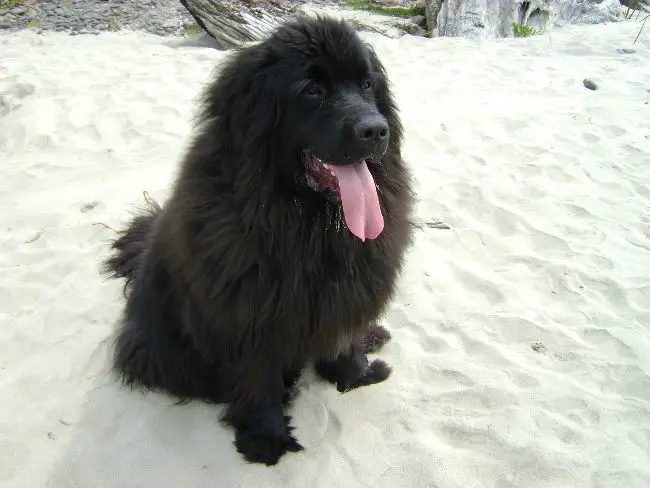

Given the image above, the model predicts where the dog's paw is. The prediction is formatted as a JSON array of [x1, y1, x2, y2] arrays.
[[234, 427, 304, 466], [361, 324, 392, 354], [364, 358, 392, 383], [337, 359, 393, 392]]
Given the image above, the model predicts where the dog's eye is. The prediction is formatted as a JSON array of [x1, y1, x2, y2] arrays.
[[305, 84, 325, 98], [360, 80, 373, 91]]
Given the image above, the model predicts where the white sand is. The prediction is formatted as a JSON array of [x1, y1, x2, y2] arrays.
[[1, 20, 649, 488]]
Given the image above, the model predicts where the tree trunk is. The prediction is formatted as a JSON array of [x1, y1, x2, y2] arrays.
[[179, 0, 304, 49]]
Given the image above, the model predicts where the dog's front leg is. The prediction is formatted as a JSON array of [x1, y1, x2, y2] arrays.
[[223, 362, 303, 466]]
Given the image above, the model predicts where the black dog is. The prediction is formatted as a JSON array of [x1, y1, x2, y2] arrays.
[[103, 15, 414, 466]]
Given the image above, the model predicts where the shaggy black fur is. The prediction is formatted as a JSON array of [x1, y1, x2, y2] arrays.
[[103, 15, 414, 466]]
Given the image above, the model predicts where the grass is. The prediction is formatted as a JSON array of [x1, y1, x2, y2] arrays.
[[513, 21, 536, 37], [621, 2, 648, 45], [0, 0, 24, 8], [345, 0, 426, 18], [633, 13, 648, 44], [185, 23, 203, 36]]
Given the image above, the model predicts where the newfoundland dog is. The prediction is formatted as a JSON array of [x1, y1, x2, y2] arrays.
[[103, 15, 414, 466]]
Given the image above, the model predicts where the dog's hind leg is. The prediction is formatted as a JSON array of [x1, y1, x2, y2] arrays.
[[360, 323, 392, 354], [314, 342, 392, 393], [111, 252, 233, 404]]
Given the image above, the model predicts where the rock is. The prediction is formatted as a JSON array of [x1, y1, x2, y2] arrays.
[[620, 0, 650, 11], [568, 0, 623, 23], [424, 0, 444, 34], [425, 0, 624, 40], [583, 78, 598, 90], [616, 48, 636, 53], [393, 18, 426, 34], [412, 14, 427, 27]]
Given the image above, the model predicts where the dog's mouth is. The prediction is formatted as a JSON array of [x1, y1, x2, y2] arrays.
[[304, 151, 341, 194], [302, 150, 384, 241]]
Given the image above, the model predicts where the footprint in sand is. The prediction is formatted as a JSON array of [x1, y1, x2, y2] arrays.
[[533, 410, 584, 447], [563, 203, 594, 219], [585, 328, 638, 359], [0, 81, 36, 115], [7, 82, 35, 99], [425, 367, 476, 389], [0, 95, 11, 116], [302, 399, 342, 450], [449, 264, 504, 306], [631, 181, 650, 200], [588, 254, 614, 271]]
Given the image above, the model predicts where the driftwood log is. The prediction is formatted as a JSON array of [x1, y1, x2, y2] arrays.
[[180, 0, 305, 49]]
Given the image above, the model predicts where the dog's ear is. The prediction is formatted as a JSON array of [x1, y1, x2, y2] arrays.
[[197, 42, 282, 163]]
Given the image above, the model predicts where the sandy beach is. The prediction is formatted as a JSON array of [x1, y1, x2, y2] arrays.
[[1, 18, 649, 488]]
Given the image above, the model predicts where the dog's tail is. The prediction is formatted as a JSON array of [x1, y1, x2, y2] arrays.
[[102, 192, 162, 291]]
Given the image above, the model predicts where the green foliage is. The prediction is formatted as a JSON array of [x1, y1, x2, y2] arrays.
[[185, 24, 203, 36], [345, 0, 426, 18], [27, 19, 40, 28], [0, 0, 24, 9], [513, 21, 536, 37]]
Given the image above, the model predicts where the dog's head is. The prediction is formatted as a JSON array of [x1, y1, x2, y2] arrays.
[[199, 16, 402, 241]]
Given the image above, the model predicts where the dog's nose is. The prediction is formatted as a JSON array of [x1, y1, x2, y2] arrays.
[[353, 115, 389, 143]]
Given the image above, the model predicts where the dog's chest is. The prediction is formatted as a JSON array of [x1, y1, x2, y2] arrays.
[[305, 246, 386, 316]]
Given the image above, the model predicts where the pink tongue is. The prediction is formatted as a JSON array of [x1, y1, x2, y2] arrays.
[[330, 161, 384, 241]]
